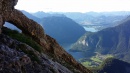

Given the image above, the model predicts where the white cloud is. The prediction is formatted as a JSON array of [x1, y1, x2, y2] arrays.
[[16, 0, 130, 12]]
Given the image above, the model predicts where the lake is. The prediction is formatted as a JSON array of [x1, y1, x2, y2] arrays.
[[83, 26, 97, 32], [61, 44, 86, 60]]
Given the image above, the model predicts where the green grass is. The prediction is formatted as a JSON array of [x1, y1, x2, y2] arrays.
[[17, 44, 41, 63], [91, 57, 102, 63], [80, 52, 113, 68], [105, 55, 113, 58], [81, 61, 92, 67], [2, 27, 43, 63], [2, 27, 43, 53]]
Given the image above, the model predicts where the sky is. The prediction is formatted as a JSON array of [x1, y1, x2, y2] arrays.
[[16, 0, 130, 13]]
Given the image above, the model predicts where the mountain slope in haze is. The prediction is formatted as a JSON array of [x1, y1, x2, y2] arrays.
[[94, 58, 130, 73], [32, 11, 128, 31], [32, 11, 52, 18], [63, 12, 128, 30], [70, 16, 130, 63], [32, 11, 65, 18], [33, 11, 128, 26], [21, 10, 41, 23], [41, 16, 86, 44], [4, 22, 20, 31]]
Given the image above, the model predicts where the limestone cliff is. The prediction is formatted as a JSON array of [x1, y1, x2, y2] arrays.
[[0, 0, 91, 73]]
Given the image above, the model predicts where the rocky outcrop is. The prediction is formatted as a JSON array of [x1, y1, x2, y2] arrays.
[[0, 0, 91, 73], [1, 0, 45, 42], [0, 34, 73, 73]]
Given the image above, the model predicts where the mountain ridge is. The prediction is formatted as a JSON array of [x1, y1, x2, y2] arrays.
[[70, 16, 130, 63]]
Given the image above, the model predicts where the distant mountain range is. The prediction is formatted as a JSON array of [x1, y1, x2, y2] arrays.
[[60, 12, 130, 26], [32, 11, 130, 30], [21, 10, 41, 23], [32, 11, 65, 18], [70, 16, 130, 63]]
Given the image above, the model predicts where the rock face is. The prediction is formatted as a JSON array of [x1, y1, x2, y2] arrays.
[[0, 34, 73, 73], [1, 0, 45, 41], [0, 0, 91, 73]]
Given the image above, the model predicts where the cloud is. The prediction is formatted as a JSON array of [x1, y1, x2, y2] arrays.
[[16, 0, 130, 12]]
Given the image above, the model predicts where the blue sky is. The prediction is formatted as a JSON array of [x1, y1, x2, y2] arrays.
[[16, 0, 130, 13]]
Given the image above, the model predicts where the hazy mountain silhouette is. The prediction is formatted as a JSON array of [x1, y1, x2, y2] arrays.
[[41, 16, 86, 44], [70, 16, 130, 63], [32, 11, 65, 18]]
